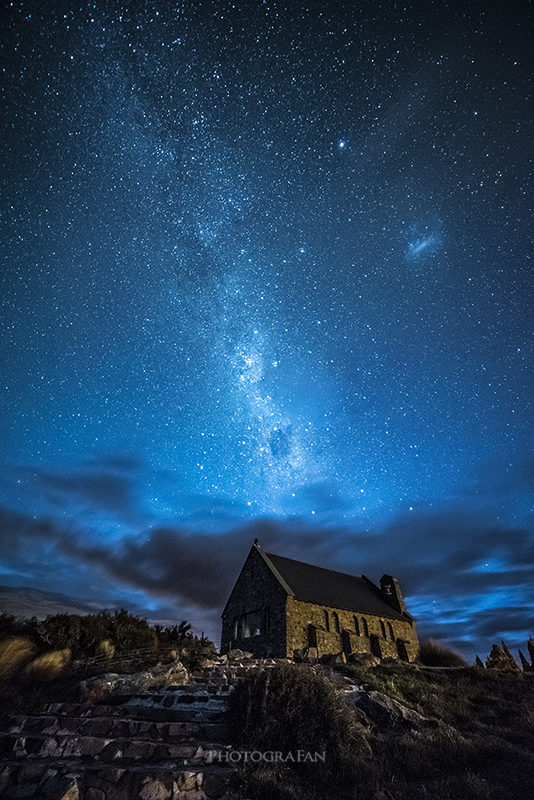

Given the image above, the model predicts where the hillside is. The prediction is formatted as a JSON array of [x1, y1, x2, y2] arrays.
[[0, 650, 533, 799], [0, 585, 101, 619], [227, 659, 534, 800]]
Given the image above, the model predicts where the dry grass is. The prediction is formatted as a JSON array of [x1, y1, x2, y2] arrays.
[[230, 662, 534, 800], [418, 640, 468, 667], [95, 639, 116, 659], [24, 649, 71, 683], [228, 662, 370, 797], [0, 637, 37, 681]]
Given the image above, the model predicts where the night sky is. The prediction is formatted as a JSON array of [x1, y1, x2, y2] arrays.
[[1, 0, 533, 658]]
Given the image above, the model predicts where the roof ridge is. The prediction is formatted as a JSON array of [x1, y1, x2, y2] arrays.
[[265, 550, 365, 583]]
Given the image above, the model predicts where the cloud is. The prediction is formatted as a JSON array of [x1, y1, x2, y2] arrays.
[[0, 451, 532, 655]]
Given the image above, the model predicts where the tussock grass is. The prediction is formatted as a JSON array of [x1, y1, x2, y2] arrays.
[[231, 662, 534, 800], [0, 637, 37, 681], [418, 640, 468, 667], [24, 649, 71, 683], [228, 662, 370, 797], [95, 639, 116, 659]]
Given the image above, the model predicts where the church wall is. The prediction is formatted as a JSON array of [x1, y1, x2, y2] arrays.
[[221, 547, 287, 657], [285, 596, 419, 661]]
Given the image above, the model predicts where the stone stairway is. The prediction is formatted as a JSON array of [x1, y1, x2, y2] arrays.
[[0, 656, 278, 800]]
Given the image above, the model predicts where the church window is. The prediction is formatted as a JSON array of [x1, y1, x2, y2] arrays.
[[242, 609, 263, 638]]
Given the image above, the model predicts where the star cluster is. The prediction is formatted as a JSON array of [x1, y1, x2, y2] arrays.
[[1, 0, 532, 655]]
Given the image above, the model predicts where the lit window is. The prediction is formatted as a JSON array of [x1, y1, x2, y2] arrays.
[[241, 609, 263, 638]]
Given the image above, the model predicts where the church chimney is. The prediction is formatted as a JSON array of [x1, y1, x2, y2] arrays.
[[380, 574, 407, 614]]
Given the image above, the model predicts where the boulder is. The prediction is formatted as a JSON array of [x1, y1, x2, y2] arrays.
[[319, 651, 346, 666], [349, 689, 436, 729], [40, 772, 79, 800], [347, 653, 380, 668], [293, 647, 318, 663], [139, 777, 172, 800], [227, 649, 253, 661], [179, 771, 198, 791]]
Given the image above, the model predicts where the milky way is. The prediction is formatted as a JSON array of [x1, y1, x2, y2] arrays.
[[1, 1, 533, 655]]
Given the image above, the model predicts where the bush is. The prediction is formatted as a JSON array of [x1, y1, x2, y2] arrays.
[[485, 644, 519, 671], [95, 639, 116, 659], [418, 640, 468, 668], [24, 649, 71, 683], [227, 663, 369, 793], [0, 637, 37, 682]]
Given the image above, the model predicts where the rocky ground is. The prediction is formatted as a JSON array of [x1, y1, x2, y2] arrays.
[[0, 651, 279, 800], [2, 652, 533, 800]]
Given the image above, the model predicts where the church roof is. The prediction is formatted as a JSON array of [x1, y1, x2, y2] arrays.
[[259, 548, 407, 621]]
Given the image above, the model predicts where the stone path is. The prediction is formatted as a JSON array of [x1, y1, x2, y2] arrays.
[[0, 657, 278, 800]]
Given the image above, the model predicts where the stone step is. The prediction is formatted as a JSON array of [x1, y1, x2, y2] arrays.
[[25, 701, 227, 723], [184, 682, 232, 692], [0, 759, 231, 799], [0, 658, 284, 798], [4, 714, 229, 743], [0, 732, 230, 765], [168, 684, 231, 694]]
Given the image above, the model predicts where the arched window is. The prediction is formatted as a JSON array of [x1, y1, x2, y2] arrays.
[[233, 618, 239, 639], [380, 620, 386, 638], [387, 622, 394, 641], [362, 618, 369, 637], [354, 616, 360, 636], [324, 609, 330, 632], [332, 612, 340, 633]]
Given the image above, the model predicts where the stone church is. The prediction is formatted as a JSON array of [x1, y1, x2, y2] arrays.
[[221, 541, 419, 661]]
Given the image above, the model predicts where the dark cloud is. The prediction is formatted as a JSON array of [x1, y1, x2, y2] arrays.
[[34, 470, 133, 513], [471, 608, 534, 638], [86, 453, 143, 472], [0, 453, 533, 656]]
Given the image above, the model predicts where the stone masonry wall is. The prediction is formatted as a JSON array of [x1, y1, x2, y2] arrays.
[[285, 596, 419, 661], [221, 547, 288, 657]]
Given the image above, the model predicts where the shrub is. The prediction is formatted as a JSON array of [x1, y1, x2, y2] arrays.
[[418, 640, 468, 668], [0, 637, 37, 681], [36, 614, 82, 653], [485, 644, 519, 671], [24, 649, 71, 683], [95, 639, 116, 659], [227, 663, 369, 792]]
